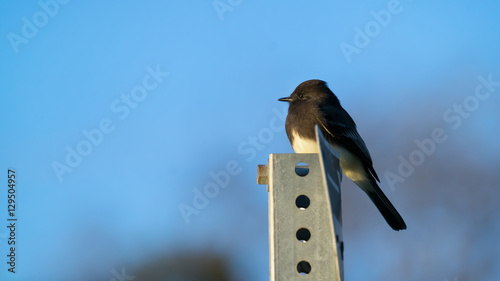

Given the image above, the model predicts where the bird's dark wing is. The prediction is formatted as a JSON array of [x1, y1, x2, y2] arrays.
[[316, 104, 380, 182]]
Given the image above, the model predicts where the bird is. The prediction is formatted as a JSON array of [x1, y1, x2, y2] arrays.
[[278, 79, 406, 231]]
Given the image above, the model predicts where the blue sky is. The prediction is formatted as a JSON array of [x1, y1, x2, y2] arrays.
[[1, 1, 499, 280]]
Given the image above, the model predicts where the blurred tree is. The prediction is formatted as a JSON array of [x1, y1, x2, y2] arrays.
[[131, 251, 236, 281]]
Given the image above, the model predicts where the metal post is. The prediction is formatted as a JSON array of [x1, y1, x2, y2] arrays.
[[257, 126, 344, 281]]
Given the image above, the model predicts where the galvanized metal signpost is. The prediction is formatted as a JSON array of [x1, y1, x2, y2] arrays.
[[257, 125, 344, 281]]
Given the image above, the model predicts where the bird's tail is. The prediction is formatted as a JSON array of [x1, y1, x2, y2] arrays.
[[354, 179, 407, 231]]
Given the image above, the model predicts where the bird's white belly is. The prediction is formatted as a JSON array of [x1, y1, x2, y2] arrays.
[[291, 131, 366, 182], [291, 132, 320, 154]]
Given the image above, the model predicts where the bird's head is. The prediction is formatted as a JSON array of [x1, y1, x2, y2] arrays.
[[278, 79, 339, 106]]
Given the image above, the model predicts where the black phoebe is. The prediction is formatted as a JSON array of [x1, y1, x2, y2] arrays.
[[279, 79, 406, 231]]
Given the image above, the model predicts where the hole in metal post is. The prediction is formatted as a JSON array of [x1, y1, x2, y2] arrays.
[[297, 261, 312, 275], [295, 162, 309, 177], [295, 195, 310, 209], [296, 228, 311, 242]]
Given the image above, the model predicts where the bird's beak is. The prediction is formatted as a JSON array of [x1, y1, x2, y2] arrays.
[[278, 96, 292, 102]]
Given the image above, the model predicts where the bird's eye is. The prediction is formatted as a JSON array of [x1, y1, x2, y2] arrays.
[[298, 93, 304, 99]]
